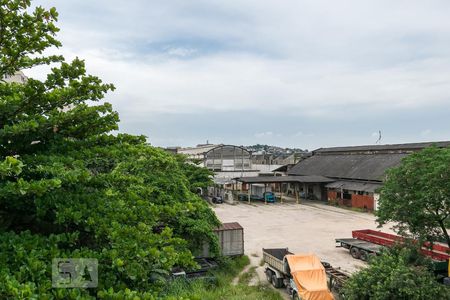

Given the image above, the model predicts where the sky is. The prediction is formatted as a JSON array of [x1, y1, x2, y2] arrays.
[[28, 0, 450, 150]]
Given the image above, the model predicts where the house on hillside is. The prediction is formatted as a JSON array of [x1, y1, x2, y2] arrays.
[[3, 71, 27, 83]]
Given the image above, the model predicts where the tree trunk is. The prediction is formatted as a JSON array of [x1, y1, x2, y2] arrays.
[[437, 219, 450, 248]]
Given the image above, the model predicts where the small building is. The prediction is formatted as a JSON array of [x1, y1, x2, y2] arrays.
[[3, 71, 27, 84], [214, 222, 244, 256], [252, 153, 274, 165]]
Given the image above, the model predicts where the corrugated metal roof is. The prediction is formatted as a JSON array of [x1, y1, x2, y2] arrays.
[[325, 181, 382, 192], [236, 175, 335, 184], [314, 141, 450, 154], [213, 177, 234, 185], [215, 222, 243, 231], [287, 153, 407, 181]]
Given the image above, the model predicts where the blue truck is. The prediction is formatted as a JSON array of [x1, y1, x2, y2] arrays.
[[238, 191, 276, 203]]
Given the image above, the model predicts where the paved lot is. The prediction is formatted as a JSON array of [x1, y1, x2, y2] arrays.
[[213, 201, 394, 283]]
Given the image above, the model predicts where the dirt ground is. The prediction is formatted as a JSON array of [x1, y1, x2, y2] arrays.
[[213, 199, 394, 297]]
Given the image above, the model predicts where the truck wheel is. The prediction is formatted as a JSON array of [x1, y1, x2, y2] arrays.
[[360, 250, 368, 261], [350, 247, 361, 259], [321, 261, 331, 268], [277, 278, 284, 288], [271, 274, 282, 288], [265, 269, 273, 283]]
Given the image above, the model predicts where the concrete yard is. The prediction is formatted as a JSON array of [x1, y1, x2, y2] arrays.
[[213, 200, 394, 287]]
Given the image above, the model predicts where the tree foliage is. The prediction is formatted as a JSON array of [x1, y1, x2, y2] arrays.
[[343, 247, 450, 300], [175, 156, 214, 193], [377, 146, 450, 247], [0, 1, 219, 299]]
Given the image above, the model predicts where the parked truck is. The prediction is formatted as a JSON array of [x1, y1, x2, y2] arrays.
[[238, 184, 276, 203], [262, 248, 349, 300], [336, 229, 450, 282], [238, 191, 276, 203]]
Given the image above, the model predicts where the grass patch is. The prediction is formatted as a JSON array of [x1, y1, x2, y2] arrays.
[[259, 258, 265, 267], [163, 256, 282, 300], [238, 266, 257, 285], [350, 207, 368, 213]]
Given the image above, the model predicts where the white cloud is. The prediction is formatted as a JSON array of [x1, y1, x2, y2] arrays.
[[166, 47, 197, 57], [40, 48, 450, 118], [31, 1, 450, 116], [28, 0, 450, 147], [254, 131, 273, 138], [294, 131, 314, 137]]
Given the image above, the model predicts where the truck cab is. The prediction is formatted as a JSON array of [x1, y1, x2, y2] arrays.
[[263, 192, 275, 203], [289, 278, 300, 300]]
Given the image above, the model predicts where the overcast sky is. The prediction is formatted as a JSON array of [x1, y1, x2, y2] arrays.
[[29, 0, 450, 150]]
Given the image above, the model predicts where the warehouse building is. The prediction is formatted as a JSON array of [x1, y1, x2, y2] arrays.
[[287, 141, 450, 211], [204, 145, 253, 172], [237, 141, 450, 211]]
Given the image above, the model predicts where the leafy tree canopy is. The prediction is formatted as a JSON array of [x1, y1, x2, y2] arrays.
[[377, 146, 450, 247], [0, 1, 219, 299], [343, 246, 450, 300], [175, 155, 214, 193]]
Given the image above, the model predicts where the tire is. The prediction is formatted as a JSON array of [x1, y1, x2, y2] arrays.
[[360, 250, 368, 261], [271, 274, 282, 288], [265, 269, 273, 283], [350, 247, 361, 259], [277, 278, 284, 288]]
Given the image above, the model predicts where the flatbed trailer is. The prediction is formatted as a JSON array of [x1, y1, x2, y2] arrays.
[[337, 229, 450, 279], [353, 229, 450, 261], [335, 238, 384, 261]]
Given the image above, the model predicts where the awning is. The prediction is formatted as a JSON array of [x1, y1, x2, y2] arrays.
[[325, 181, 382, 193], [213, 177, 234, 185], [236, 175, 335, 184]]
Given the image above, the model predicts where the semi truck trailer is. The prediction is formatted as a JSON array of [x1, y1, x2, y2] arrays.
[[336, 229, 450, 282]]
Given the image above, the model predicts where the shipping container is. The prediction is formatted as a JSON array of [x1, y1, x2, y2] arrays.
[[214, 222, 244, 256]]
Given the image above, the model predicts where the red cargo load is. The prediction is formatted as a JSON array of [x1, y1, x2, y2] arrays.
[[352, 229, 450, 261]]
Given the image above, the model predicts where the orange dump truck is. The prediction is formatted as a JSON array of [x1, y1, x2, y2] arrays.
[[263, 248, 339, 300]]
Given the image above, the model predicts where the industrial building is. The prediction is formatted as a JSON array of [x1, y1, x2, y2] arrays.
[[204, 145, 253, 172], [177, 143, 221, 160], [238, 141, 450, 211], [175, 144, 281, 200]]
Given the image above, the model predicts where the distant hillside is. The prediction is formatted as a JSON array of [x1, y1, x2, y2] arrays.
[[245, 144, 307, 154]]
